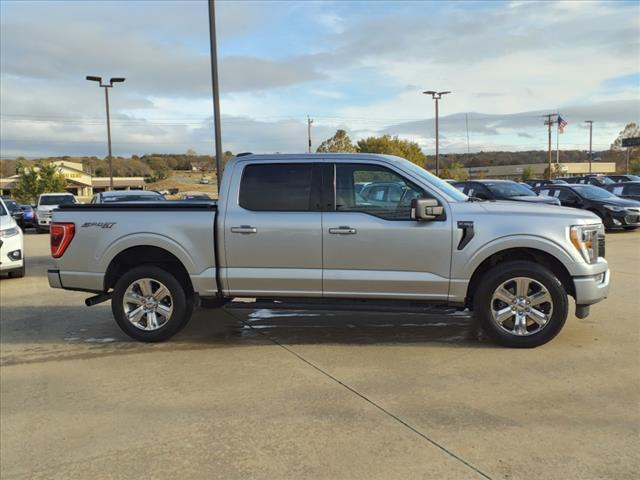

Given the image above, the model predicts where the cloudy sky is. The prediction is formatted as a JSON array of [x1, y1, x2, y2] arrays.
[[1, 0, 639, 159]]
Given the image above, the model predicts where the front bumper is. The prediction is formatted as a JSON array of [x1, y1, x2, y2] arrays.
[[0, 233, 24, 271], [607, 209, 640, 228], [573, 268, 610, 306]]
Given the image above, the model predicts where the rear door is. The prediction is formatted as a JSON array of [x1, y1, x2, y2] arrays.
[[222, 162, 323, 297], [322, 162, 452, 300]]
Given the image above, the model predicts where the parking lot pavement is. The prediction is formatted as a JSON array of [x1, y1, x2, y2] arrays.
[[1, 231, 639, 479]]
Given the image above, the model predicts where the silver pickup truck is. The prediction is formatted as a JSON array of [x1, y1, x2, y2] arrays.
[[48, 153, 610, 347]]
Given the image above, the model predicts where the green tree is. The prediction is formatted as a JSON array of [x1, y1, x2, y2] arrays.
[[13, 162, 67, 203], [316, 129, 357, 153], [543, 162, 564, 180], [356, 135, 425, 166], [520, 166, 534, 181], [448, 161, 469, 180], [611, 123, 640, 150]]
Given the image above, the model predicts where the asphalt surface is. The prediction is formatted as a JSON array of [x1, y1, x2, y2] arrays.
[[1, 231, 639, 479]]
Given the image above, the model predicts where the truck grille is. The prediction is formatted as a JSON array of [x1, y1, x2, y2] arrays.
[[598, 235, 605, 258]]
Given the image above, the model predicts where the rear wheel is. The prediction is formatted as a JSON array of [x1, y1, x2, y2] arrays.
[[474, 261, 568, 348], [112, 265, 193, 342]]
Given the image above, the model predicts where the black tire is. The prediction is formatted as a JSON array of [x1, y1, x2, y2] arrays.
[[36, 226, 47, 234], [473, 260, 568, 348], [111, 265, 193, 342], [8, 264, 25, 279]]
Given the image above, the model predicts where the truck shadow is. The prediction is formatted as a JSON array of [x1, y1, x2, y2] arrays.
[[0, 304, 491, 350]]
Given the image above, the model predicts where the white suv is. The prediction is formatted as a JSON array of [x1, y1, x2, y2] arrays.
[[0, 198, 25, 278], [36, 193, 77, 233]]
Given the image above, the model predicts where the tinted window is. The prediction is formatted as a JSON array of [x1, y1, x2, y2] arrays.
[[557, 189, 579, 202], [485, 182, 536, 197], [573, 185, 616, 200], [625, 184, 640, 195], [335, 164, 426, 220], [240, 163, 314, 211]]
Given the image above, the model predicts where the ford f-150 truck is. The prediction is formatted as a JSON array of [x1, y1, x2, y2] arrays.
[[48, 153, 610, 347]]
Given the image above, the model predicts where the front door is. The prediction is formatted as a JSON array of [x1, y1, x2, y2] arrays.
[[223, 162, 323, 297], [322, 162, 452, 300]]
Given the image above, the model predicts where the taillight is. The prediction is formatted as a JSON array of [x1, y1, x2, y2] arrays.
[[50, 223, 75, 258]]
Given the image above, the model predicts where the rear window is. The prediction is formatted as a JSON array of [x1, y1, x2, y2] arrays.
[[239, 163, 314, 211], [102, 194, 163, 203], [39, 195, 75, 206]]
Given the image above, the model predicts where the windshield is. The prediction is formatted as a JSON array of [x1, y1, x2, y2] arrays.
[[485, 182, 536, 197], [399, 158, 468, 201], [4, 200, 19, 210], [103, 194, 164, 203], [0, 202, 7, 216], [573, 185, 616, 200], [39, 195, 76, 206]]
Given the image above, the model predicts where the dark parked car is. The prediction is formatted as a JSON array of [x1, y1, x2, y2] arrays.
[[558, 176, 614, 187], [90, 190, 166, 204], [606, 174, 640, 183], [453, 180, 560, 205], [19, 204, 36, 228], [524, 179, 568, 188], [533, 184, 640, 230], [1, 198, 24, 228], [605, 181, 640, 202], [180, 193, 215, 202]]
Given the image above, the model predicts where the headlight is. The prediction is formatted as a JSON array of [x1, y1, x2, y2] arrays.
[[570, 225, 599, 263], [603, 204, 625, 212], [0, 227, 20, 238]]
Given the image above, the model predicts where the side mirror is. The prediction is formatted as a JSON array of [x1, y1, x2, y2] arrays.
[[411, 198, 444, 221]]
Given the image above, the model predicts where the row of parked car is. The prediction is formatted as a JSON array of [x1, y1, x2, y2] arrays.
[[1, 190, 216, 233], [448, 175, 640, 231]]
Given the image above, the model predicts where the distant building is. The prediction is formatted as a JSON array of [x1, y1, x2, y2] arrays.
[[0, 160, 145, 199], [465, 162, 616, 179]]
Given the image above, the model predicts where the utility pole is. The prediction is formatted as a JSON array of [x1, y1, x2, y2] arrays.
[[307, 116, 313, 153], [86, 76, 125, 190], [542, 113, 558, 179], [584, 120, 593, 174], [465, 113, 470, 154], [423, 90, 451, 177], [208, 0, 223, 190]]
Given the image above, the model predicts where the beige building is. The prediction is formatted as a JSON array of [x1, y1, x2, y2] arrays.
[[465, 162, 616, 179], [0, 161, 145, 200]]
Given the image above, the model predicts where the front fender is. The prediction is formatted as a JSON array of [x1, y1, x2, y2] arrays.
[[458, 234, 581, 277]]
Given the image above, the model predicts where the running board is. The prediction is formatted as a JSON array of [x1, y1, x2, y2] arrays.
[[225, 298, 470, 317]]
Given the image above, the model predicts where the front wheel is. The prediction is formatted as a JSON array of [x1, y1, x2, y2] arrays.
[[112, 265, 193, 342], [473, 261, 568, 348]]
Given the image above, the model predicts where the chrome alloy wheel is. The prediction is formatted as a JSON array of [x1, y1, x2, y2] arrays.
[[122, 278, 173, 331], [490, 277, 553, 336]]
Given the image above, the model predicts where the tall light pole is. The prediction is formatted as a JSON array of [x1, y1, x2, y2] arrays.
[[208, 0, 223, 190], [423, 90, 451, 177], [584, 120, 593, 174], [86, 76, 125, 191]]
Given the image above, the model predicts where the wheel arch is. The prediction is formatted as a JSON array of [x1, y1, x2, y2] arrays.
[[465, 247, 574, 309], [104, 245, 193, 295]]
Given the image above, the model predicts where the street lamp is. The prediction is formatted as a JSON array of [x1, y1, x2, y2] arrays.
[[584, 120, 594, 174], [423, 90, 451, 177], [86, 76, 126, 190]]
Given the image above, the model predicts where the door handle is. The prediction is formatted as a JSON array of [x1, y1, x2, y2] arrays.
[[231, 226, 257, 234], [329, 226, 357, 235]]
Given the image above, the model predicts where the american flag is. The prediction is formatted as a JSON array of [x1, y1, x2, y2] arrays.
[[558, 116, 567, 133]]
